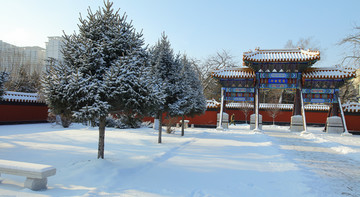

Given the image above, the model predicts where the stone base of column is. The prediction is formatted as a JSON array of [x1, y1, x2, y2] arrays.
[[326, 116, 344, 134], [217, 113, 229, 129], [290, 115, 304, 132], [250, 114, 262, 130]]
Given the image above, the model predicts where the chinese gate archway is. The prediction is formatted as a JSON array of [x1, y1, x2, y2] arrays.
[[212, 48, 356, 133]]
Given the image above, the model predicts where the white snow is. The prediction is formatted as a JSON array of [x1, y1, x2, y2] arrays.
[[0, 123, 360, 196], [0, 159, 55, 173], [2, 91, 42, 103]]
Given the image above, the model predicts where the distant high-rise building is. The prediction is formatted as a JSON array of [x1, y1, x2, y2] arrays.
[[0, 40, 45, 73], [22, 46, 46, 72], [45, 36, 64, 62]]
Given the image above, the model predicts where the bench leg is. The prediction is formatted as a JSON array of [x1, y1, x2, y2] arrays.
[[24, 177, 47, 191]]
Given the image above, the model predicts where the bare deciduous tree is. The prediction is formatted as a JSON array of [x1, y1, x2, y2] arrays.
[[339, 26, 360, 67], [266, 104, 281, 126], [338, 26, 360, 102], [192, 50, 239, 99], [284, 37, 320, 50], [240, 102, 252, 124], [339, 79, 359, 103]]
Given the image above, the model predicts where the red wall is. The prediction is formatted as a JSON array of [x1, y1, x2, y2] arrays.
[[1, 101, 359, 133], [142, 110, 219, 127], [0, 102, 48, 124], [344, 113, 360, 132], [144, 108, 360, 133]]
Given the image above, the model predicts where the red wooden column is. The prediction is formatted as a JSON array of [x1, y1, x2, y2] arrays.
[[293, 89, 302, 116]]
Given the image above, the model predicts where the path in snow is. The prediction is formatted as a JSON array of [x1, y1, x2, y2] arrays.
[[110, 129, 313, 196], [1, 123, 360, 196], [262, 126, 360, 197]]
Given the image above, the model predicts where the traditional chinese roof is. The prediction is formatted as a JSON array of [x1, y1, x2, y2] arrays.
[[2, 91, 44, 103], [303, 65, 356, 79], [211, 67, 255, 79], [243, 48, 320, 63]]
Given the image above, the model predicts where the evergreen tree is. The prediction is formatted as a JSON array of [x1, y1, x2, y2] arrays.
[[42, 1, 158, 159], [0, 71, 9, 100], [173, 55, 206, 136], [41, 58, 79, 128], [150, 33, 184, 143]]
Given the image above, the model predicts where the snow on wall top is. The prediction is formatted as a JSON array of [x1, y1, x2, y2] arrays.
[[207, 99, 220, 108], [2, 91, 44, 103], [212, 68, 255, 79], [342, 102, 360, 112], [303, 65, 356, 79], [243, 48, 320, 63]]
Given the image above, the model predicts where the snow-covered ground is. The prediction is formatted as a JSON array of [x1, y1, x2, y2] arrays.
[[0, 123, 359, 197]]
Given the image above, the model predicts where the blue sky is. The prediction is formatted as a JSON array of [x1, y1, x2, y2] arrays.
[[1, 0, 359, 67]]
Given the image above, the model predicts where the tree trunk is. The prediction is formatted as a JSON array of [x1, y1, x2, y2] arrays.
[[158, 111, 162, 144], [181, 116, 185, 136], [97, 116, 106, 159]]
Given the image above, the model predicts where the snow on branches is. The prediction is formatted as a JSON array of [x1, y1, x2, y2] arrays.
[[42, 1, 160, 158]]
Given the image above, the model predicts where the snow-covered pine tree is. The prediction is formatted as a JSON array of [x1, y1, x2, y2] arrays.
[[172, 55, 207, 136], [0, 71, 9, 100], [42, 1, 158, 159], [41, 58, 84, 128], [150, 33, 185, 143]]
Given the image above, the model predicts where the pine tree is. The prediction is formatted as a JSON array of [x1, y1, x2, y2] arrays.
[[42, 1, 158, 159], [150, 33, 184, 143], [0, 71, 9, 100], [173, 55, 206, 136]]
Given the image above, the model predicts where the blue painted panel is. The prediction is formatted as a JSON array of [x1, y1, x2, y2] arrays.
[[259, 84, 297, 89], [225, 97, 254, 102], [224, 88, 255, 93], [259, 72, 299, 79], [302, 89, 337, 94]]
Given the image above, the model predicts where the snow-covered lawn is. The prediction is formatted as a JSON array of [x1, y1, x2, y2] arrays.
[[0, 123, 360, 197]]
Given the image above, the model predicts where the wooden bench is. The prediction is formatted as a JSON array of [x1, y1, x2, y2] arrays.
[[0, 159, 56, 191]]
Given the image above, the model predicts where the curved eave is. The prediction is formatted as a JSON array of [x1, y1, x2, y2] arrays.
[[211, 68, 256, 79], [243, 56, 320, 63], [302, 68, 357, 79]]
